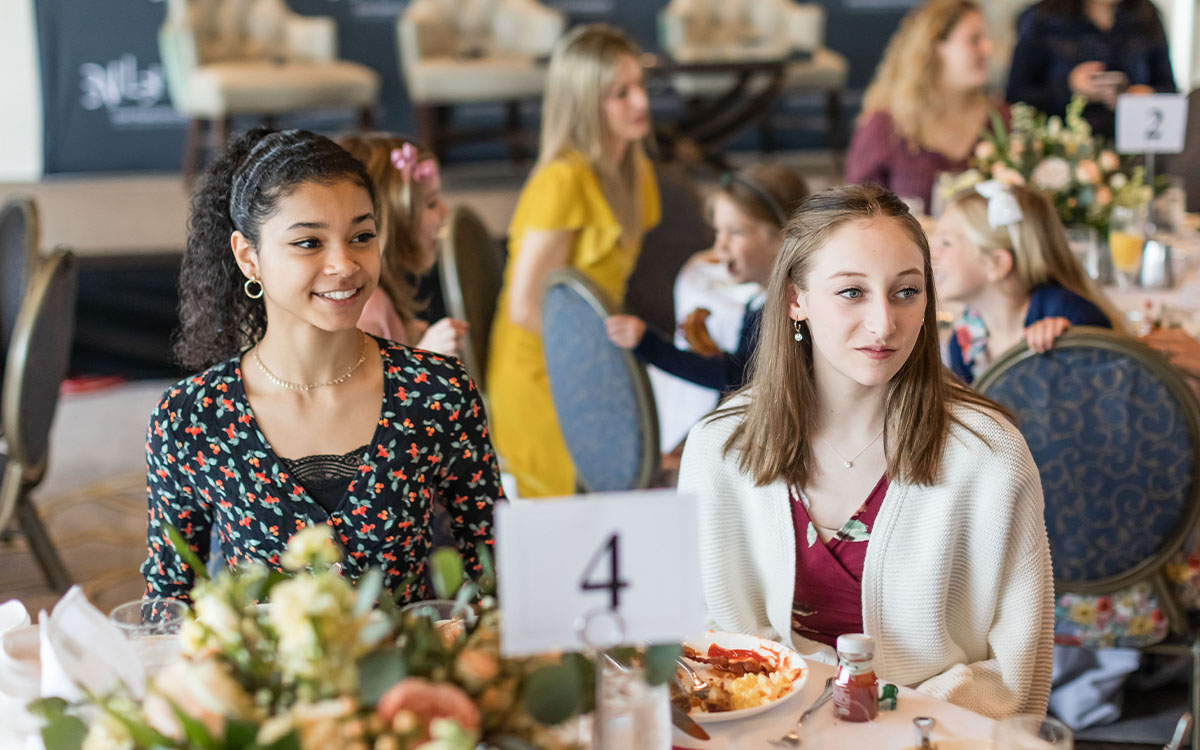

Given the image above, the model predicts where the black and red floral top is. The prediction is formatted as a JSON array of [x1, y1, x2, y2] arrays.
[[141, 338, 500, 604]]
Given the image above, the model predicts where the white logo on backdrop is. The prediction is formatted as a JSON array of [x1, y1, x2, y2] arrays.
[[79, 54, 186, 128], [325, 0, 410, 21]]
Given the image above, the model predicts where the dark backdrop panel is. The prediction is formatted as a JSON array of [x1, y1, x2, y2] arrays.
[[36, 0, 919, 174]]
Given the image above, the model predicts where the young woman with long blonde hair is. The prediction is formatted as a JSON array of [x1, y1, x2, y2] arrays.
[[486, 24, 660, 497], [846, 0, 1001, 208], [678, 185, 1053, 717], [931, 182, 1124, 383]]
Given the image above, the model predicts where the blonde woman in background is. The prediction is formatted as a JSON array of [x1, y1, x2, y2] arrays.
[[486, 24, 661, 497], [846, 0, 1003, 209], [337, 133, 467, 356]]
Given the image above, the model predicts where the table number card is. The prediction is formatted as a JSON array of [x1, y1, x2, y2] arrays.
[[495, 490, 705, 656], [1116, 93, 1187, 154]]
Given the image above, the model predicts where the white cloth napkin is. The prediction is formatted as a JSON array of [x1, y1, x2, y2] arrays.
[[38, 586, 146, 701], [0, 600, 42, 749]]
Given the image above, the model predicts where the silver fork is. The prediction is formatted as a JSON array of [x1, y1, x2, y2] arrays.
[[769, 676, 834, 748]]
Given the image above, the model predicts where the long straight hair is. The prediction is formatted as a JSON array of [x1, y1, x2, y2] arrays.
[[948, 186, 1128, 334], [337, 132, 435, 328], [538, 24, 648, 246], [718, 184, 1006, 488], [860, 0, 987, 151]]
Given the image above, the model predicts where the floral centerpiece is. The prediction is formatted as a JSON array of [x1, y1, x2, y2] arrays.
[[32, 527, 680, 750], [940, 96, 1154, 233]]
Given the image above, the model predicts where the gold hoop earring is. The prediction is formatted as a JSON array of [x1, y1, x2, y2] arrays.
[[244, 278, 264, 299], [793, 319, 805, 342]]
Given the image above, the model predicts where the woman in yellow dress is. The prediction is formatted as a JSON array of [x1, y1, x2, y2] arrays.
[[487, 24, 661, 497]]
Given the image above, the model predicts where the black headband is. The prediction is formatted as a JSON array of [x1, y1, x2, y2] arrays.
[[720, 172, 789, 228]]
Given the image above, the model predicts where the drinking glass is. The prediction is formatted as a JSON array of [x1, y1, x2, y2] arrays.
[[109, 598, 188, 674], [1064, 225, 1102, 281], [594, 661, 670, 750], [399, 599, 477, 643], [993, 714, 1073, 750], [1109, 203, 1149, 288]]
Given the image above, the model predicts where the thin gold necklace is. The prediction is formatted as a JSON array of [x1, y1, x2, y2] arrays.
[[253, 332, 368, 391], [821, 427, 885, 469]]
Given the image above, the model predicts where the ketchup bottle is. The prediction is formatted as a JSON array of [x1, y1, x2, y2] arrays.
[[833, 634, 879, 722]]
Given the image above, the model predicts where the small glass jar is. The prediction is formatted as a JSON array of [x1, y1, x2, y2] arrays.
[[833, 633, 879, 722]]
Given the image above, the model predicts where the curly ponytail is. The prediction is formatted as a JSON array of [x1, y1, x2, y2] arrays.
[[174, 129, 376, 370]]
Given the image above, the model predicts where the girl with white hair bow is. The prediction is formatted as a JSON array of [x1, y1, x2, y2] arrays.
[[929, 180, 1125, 383]]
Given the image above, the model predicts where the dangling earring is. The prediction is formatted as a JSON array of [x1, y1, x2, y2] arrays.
[[793, 319, 805, 342], [244, 277, 264, 299]]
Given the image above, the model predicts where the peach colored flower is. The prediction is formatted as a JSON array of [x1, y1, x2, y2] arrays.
[[991, 163, 1026, 187], [1099, 150, 1120, 172], [376, 678, 480, 742], [1095, 186, 1112, 206], [454, 649, 499, 689], [143, 659, 258, 740], [1076, 160, 1101, 185], [974, 141, 996, 161]]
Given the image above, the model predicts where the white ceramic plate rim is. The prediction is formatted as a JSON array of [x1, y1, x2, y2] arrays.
[[683, 630, 809, 724]]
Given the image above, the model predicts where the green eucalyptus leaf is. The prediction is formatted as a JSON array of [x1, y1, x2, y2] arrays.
[[359, 616, 393, 649], [521, 664, 582, 725], [475, 543, 496, 596], [358, 650, 407, 706], [354, 568, 384, 616], [27, 697, 70, 719], [39, 713, 87, 750], [164, 523, 209, 581], [643, 643, 683, 686], [253, 570, 292, 602], [223, 719, 258, 749], [429, 547, 465, 600]]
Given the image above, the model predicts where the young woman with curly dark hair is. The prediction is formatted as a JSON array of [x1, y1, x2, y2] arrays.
[[142, 129, 500, 603]]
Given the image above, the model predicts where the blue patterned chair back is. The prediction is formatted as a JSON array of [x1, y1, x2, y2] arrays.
[[976, 328, 1200, 591], [439, 204, 505, 392], [541, 269, 660, 493]]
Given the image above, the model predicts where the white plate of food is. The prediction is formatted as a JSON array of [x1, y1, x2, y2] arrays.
[[676, 631, 808, 723]]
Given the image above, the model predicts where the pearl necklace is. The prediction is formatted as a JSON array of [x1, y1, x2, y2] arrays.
[[253, 333, 368, 391], [821, 427, 885, 469]]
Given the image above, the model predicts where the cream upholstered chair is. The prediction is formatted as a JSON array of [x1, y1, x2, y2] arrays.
[[397, 0, 565, 160], [159, 0, 381, 176], [658, 0, 850, 152]]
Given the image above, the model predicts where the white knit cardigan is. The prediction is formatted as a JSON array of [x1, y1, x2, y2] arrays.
[[678, 399, 1055, 718]]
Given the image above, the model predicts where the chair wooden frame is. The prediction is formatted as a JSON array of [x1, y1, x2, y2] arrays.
[[1, 248, 78, 591], [542, 268, 661, 493], [976, 327, 1200, 745], [438, 204, 504, 391]]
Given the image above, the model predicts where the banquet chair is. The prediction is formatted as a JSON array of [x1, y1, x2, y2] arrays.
[[658, 0, 850, 154], [0, 249, 80, 592], [0, 197, 39, 396], [159, 0, 381, 177], [976, 328, 1200, 745], [437, 204, 505, 392], [397, 0, 565, 160], [541, 269, 660, 493]]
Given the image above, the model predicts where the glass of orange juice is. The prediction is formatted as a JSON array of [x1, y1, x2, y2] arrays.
[[1109, 204, 1148, 288]]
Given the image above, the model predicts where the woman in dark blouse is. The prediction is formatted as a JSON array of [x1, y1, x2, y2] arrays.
[[1006, 0, 1175, 139], [142, 129, 500, 603]]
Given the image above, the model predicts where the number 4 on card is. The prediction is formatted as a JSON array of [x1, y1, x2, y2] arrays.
[[580, 533, 630, 610]]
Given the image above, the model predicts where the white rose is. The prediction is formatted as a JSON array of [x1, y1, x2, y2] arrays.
[[82, 713, 134, 750], [143, 659, 258, 740], [1099, 150, 1120, 172], [1109, 172, 1128, 189], [1031, 157, 1072, 191], [281, 525, 342, 571], [193, 596, 241, 645]]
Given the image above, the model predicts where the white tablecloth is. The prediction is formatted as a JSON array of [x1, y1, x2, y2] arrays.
[[1102, 231, 1200, 335], [673, 659, 995, 750]]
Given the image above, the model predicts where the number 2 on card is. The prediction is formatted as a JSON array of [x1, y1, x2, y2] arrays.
[[580, 533, 630, 610]]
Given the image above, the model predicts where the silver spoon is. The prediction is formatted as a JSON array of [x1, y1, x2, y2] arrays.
[[914, 716, 936, 750]]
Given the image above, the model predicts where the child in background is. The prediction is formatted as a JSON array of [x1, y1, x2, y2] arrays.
[[931, 181, 1124, 382], [337, 133, 468, 356], [605, 164, 809, 393]]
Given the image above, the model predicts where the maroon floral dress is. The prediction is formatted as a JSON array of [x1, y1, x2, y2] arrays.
[[141, 337, 500, 604], [790, 476, 888, 647]]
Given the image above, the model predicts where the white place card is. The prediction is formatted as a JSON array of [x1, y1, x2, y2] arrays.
[[496, 489, 705, 656], [1116, 93, 1187, 154]]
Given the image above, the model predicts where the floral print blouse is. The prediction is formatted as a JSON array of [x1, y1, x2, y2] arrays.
[[141, 337, 500, 604]]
